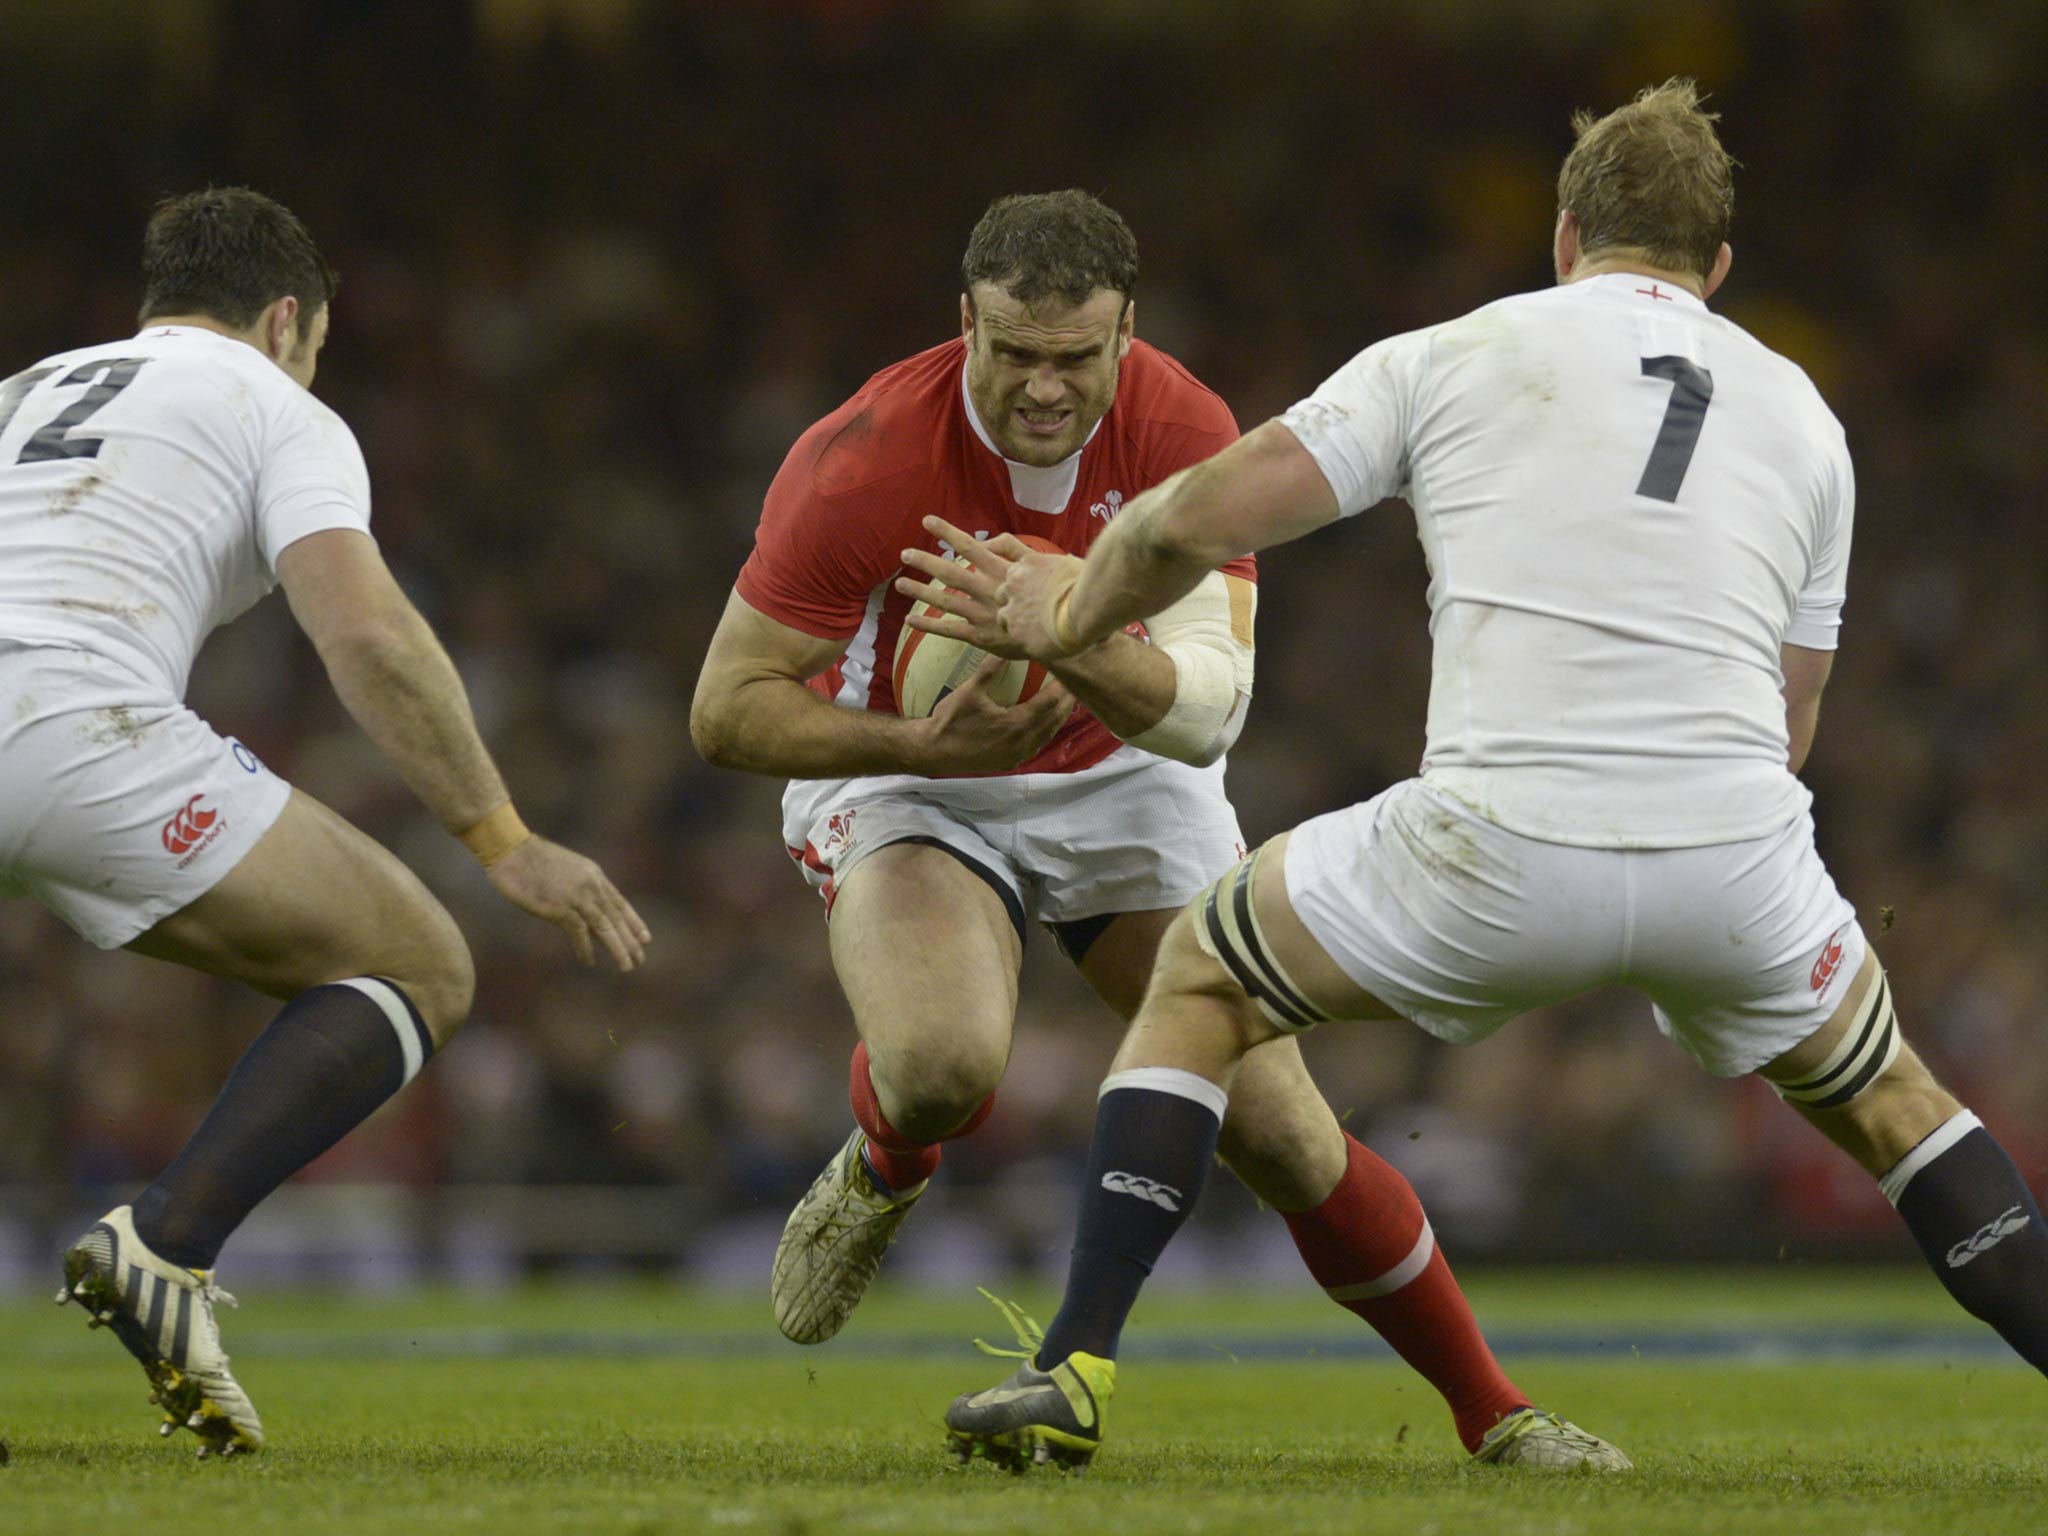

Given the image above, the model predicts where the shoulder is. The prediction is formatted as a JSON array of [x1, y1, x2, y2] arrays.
[[789, 338, 963, 502], [1423, 288, 1556, 358], [1706, 312, 1846, 440], [1114, 339, 1237, 440]]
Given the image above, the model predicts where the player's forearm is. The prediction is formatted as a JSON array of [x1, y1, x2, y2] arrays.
[[691, 674, 935, 778], [1066, 469, 1229, 648], [1044, 632, 1175, 741], [1786, 697, 1821, 774], [317, 610, 511, 831]]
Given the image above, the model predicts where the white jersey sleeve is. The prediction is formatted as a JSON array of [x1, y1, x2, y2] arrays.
[[1783, 434, 1853, 651], [255, 391, 373, 573], [1276, 327, 1432, 516]]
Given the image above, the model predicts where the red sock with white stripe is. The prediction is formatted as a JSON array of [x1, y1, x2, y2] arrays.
[[1284, 1134, 1528, 1452], [848, 1040, 993, 1196]]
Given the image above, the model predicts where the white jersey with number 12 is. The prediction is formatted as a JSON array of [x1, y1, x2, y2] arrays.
[[0, 324, 372, 700]]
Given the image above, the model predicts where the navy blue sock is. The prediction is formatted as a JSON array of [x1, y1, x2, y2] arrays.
[[1035, 1069, 1226, 1366], [1885, 1112, 2048, 1374], [131, 978, 435, 1269]]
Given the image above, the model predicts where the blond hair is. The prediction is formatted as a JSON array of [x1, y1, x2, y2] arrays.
[[1557, 79, 1734, 279]]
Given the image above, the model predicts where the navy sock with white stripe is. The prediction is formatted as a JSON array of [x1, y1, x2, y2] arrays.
[[1034, 1068, 1226, 1366], [131, 978, 434, 1269], [1883, 1111, 2048, 1374]]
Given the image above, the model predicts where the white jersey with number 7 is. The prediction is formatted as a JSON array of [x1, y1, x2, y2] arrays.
[[1279, 271, 1853, 849]]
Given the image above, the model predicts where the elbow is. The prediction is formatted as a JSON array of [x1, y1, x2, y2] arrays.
[[689, 694, 734, 769], [1124, 671, 1247, 769], [315, 614, 421, 683], [689, 679, 753, 770]]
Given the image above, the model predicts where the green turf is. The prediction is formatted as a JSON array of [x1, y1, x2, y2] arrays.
[[1, 1271, 2040, 1535]]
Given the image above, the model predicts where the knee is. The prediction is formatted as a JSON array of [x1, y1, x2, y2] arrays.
[[867, 1035, 1005, 1143], [387, 900, 474, 1047]]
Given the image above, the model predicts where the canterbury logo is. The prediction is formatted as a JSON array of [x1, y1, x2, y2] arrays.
[[161, 795, 218, 855], [1101, 1171, 1181, 1212], [1946, 1206, 2032, 1269], [1809, 927, 1847, 992]]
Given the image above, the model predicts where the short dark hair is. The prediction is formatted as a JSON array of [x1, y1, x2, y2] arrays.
[[961, 190, 1139, 311], [137, 187, 338, 338]]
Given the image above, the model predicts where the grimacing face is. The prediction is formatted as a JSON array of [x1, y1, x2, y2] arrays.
[[961, 282, 1133, 467]]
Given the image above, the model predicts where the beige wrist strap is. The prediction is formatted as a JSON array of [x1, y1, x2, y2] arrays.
[[458, 801, 532, 867], [1048, 576, 1085, 655]]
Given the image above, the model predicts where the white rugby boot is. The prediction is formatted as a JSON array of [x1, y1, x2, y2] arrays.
[[771, 1128, 926, 1343], [56, 1205, 263, 1457], [1473, 1407, 1632, 1471]]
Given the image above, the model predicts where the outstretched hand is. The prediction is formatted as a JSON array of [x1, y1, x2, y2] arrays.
[[898, 516, 1085, 663], [486, 834, 652, 970]]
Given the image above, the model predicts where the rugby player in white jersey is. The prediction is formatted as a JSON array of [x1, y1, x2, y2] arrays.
[[0, 188, 649, 1456], [941, 82, 2048, 1470]]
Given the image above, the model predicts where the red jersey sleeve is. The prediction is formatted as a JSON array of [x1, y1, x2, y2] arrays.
[[735, 416, 919, 640]]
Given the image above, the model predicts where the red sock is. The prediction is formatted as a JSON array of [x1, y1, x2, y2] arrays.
[[1285, 1134, 1528, 1452], [848, 1041, 993, 1193]]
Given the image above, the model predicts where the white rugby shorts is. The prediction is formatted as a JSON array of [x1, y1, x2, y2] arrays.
[[783, 745, 1247, 930], [0, 645, 290, 948], [1283, 777, 1867, 1077]]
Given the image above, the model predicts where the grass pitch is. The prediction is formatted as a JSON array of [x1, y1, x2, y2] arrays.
[[1, 1269, 2041, 1535]]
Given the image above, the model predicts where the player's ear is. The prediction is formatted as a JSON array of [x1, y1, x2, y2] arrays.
[[1117, 297, 1135, 357], [1553, 210, 1580, 283], [263, 296, 299, 359], [1702, 242, 1733, 301], [959, 292, 974, 344]]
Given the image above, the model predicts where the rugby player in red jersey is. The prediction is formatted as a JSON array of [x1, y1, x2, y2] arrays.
[[692, 191, 1616, 1466]]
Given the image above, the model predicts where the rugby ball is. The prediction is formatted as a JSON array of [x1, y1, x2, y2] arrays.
[[892, 534, 1061, 719]]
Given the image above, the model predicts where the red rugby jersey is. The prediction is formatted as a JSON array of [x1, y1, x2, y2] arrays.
[[736, 336, 1254, 776]]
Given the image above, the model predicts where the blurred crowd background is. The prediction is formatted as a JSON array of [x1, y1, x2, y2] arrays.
[[1, 0, 2042, 1288]]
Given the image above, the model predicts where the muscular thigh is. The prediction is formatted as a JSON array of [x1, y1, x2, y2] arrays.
[[126, 788, 466, 1010], [828, 840, 1023, 1078]]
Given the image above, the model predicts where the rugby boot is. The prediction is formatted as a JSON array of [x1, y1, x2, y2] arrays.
[[55, 1204, 263, 1457], [945, 1288, 1113, 1472], [946, 1352, 1116, 1473], [1472, 1406, 1632, 1471], [772, 1127, 926, 1343]]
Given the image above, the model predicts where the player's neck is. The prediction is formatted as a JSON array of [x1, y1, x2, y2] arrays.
[[140, 314, 265, 350], [1562, 256, 1705, 299]]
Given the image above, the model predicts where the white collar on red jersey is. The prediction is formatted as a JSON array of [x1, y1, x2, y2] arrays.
[[959, 356, 1103, 515]]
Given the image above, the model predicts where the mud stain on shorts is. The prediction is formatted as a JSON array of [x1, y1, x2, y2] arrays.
[[57, 597, 161, 627], [49, 472, 108, 517], [80, 705, 151, 749]]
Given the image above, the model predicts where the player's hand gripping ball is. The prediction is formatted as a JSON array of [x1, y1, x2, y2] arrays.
[[891, 534, 1062, 719]]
